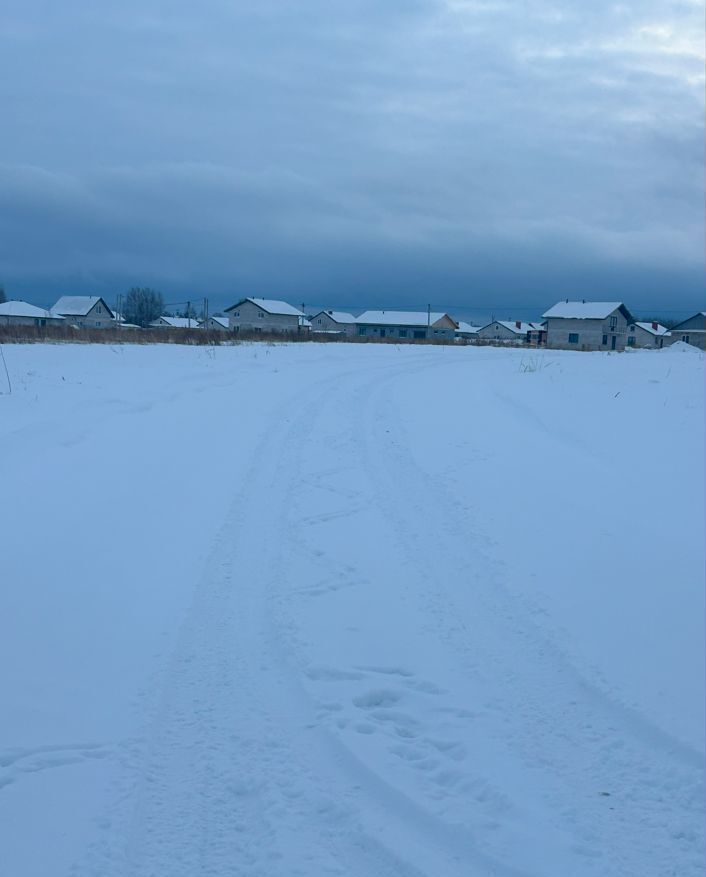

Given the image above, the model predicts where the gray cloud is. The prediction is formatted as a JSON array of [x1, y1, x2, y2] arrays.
[[0, 0, 703, 316]]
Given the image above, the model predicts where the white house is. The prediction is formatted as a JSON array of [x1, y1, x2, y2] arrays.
[[0, 300, 66, 327], [476, 320, 543, 343], [150, 316, 199, 329], [668, 312, 706, 350], [628, 321, 671, 349], [455, 321, 481, 340], [200, 315, 230, 331], [223, 298, 306, 333], [309, 311, 357, 336], [543, 301, 635, 351], [51, 296, 115, 329], [355, 311, 458, 341]]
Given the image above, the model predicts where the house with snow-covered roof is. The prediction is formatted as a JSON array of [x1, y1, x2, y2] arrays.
[[310, 310, 357, 336], [667, 312, 706, 350], [627, 321, 671, 349], [51, 296, 115, 329], [355, 311, 458, 341], [199, 315, 230, 331], [455, 321, 482, 340], [150, 315, 199, 329], [542, 301, 635, 351], [477, 320, 544, 344], [0, 300, 66, 327], [223, 298, 306, 334]]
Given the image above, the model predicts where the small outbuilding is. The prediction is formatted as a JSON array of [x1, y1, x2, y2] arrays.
[[150, 316, 199, 329]]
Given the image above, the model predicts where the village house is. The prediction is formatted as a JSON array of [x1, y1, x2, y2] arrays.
[[543, 301, 634, 351], [309, 311, 358, 336], [455, 321, 481, 340], [223, 298, 306, 333], [51, 296, 115, 329], [199, 315, 230, 331], [150, 316, 199, 329], [476, 320, 543, 344], [355, 311, 458, 340], [628, 321, 671, 349], [0, 300, 66, 327], [668, 312, 706, 350]]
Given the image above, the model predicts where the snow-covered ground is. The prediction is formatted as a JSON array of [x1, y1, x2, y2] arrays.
[[0, 340, 703, 877]]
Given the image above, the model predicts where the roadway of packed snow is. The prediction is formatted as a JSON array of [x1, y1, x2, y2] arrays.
[[0, 340, 703, 877]]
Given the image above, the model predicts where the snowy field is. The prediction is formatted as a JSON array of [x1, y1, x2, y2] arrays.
[[0, 340, 703, 877]]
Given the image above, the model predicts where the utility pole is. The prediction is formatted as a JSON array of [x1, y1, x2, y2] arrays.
[[427, 303, 431, 337], [187, 300, 191, 328], [203, 297, 208, 329]]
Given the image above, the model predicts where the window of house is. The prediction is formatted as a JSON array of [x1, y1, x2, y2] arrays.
[[399, 329, 407, 337], [568, 333, 579, 343], [95, 321, 100, 327], [627, 336, 635, 346], [682, 335, 690, 343], [258, 312, 264, 318], [233, 311, 240, 317], [609, 316, 617, 329], [317, 319, 322, 325], [413, 330, 425, 339], [602, 334, 607, 345], [97, 306, 102, 313], [358, 326, 367, 335]]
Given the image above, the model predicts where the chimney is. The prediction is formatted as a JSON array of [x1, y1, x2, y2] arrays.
[[652, 321, 658, 330], [515, 320, 521, 329]]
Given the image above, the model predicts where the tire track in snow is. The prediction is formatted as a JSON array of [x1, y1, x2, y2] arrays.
[[343, 361, 704, 877], [68, 346, 703, 877], [73, 355, 450, 877], [272, 353, 540, 877]]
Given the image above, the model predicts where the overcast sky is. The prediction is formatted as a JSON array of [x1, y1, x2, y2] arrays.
[[1, 0, 703, 319]]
